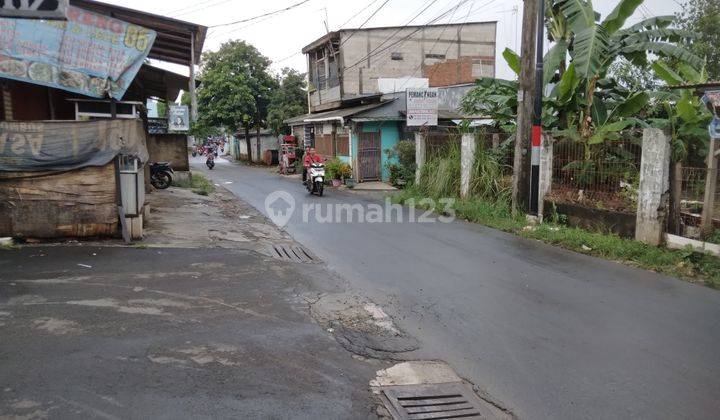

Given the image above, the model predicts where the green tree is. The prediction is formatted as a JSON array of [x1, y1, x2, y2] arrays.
[[156, 100, 168, 118], [677, 0, 720, 80], [463, 0, 702, 145], [194, 40, 277, 162], [267, 68, 307, 136]]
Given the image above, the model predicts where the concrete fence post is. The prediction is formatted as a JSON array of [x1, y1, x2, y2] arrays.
[[415, 131, 426, 185], [461, 133, 476, 198], [538, 133, 553, 221], [636, 128, 672, 246]]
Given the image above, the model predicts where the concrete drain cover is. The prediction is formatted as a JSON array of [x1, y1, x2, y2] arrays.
[[270, 244, 317, 263], [381, 383, 493, 419]]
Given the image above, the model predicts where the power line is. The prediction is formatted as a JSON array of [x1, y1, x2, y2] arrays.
[[339, 0, 392, 47], [209, 0, 313, 28], [344, 0, 473, 71], [344, 0, 446, 71], [164, 0, 230, 17], [396, 0, 470, 90], [339, 0, 381, 29]]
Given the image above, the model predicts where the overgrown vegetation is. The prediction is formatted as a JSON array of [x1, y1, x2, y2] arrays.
[[385, 140, 416, 187], [459, 0, 707, 210], [172, 174, 215, 196]]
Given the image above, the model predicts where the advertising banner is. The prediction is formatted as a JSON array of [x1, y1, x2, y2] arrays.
[[168, 105, 190, 132], [0, 6, 156, 100], [0, 0, 68, 20], [406, 88, 439, 127], [0, 119, 148, 172]]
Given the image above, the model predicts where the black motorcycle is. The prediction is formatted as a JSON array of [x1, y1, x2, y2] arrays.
[[150, 162, 173, 189]]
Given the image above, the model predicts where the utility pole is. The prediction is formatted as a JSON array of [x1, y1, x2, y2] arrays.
[[512, 0, 539, 213], [529, 0, 545, 215]]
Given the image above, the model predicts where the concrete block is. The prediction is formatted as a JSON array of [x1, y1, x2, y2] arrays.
[[461, 134, 476, 198], [665, 233, 720, 257], [538, 134, 553, 221], [126, 215, 143, 241], [173, 171, 191, 184], [636, 128, 671, 246]]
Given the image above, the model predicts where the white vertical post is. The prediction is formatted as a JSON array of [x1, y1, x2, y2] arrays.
[[189, 31, 198, 123], [538, 134, 553, 221], [701, 138, 718, 235], [636, 128, 672, 246], [415, 131, 426, 185], [461, 133, 476, 198]]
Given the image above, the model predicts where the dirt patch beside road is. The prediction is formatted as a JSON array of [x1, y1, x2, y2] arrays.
[[143, 185, 293, 252]]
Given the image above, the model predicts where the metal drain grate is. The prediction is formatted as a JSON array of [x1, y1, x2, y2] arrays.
[[381, 383, 496, 420], [270, 244, 316, 263]]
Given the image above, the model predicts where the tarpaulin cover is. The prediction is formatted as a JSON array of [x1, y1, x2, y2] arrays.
[[0, 6, 156, 100], [0, 119, 148, 172]]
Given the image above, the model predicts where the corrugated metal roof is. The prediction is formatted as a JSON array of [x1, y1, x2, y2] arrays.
[[71, 0, 207, 66], [285, 101, 392, 124]]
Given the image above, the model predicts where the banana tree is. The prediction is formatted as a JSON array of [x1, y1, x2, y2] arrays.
[[650, 61, 711, 166], [547, 0, 701, 143]]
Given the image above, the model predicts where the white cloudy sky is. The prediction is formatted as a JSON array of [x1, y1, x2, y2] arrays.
[[101, 0, 682, 80]]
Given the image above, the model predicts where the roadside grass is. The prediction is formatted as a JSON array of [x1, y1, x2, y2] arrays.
[[394, 186, 720, 289], [173, 174, 215, 196]]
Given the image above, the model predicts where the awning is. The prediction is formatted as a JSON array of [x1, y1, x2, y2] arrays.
[[71, 0, 207, 66], [135, 64, 195, 101], [285, 102, 391, 125]]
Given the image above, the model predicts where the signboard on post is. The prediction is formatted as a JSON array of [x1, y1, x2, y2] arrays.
[[168, 105, 190, 132], [703, 90, 720, 117], [0, 0, 68, 20], [147, 118, 169, 135], [407, 88, 438, 127]]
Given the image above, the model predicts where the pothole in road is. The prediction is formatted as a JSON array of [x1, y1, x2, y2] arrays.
[[309, 293, 419, 360]]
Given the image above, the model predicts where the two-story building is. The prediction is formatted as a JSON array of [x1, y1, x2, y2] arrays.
[[288, 21, 496, 182]]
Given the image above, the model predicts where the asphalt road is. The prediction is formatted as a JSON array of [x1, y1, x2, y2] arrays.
[[0, 246, 379, 419], [195, 157, 720, 420]]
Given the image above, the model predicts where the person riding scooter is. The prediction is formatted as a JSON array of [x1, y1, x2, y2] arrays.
[[302, 147, 323, 185]]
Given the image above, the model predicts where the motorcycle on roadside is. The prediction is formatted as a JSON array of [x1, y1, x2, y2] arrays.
[[150, 162, 174, 189]]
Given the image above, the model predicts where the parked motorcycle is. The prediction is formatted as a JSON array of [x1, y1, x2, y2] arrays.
[[206, 153, 215, 170], [150, 162, 173, 189], [306, 163, 325, 196]]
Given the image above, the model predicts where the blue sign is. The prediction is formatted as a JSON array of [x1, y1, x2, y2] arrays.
[[710, 118, 720, 139], [0, 6, 156, 100]]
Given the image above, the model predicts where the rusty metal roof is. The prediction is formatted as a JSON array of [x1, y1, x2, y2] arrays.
[[71, 0, 207, 66]]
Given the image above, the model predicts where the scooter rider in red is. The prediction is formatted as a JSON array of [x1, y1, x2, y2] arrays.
[[302, 147, 323, 185]]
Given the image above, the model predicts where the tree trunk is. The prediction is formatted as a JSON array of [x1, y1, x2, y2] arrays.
[[256, 124, 261, 165], [244, 126, 252, 163]]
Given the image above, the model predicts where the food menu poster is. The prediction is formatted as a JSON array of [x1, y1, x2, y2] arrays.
[[0, 6, 156, 100]]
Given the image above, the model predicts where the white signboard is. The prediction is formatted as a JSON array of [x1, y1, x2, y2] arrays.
[[168, 105, 190, 132], [407, 88, 438, 127], [0, 0, 68, 20]]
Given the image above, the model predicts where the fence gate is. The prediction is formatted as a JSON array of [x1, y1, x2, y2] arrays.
[[358, 132, 381, 181]]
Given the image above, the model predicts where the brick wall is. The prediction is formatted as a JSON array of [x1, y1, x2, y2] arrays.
[[423, 56, 495, 87]]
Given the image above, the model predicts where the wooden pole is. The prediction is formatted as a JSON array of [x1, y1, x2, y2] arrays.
[[512, 0, 539, 213]]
